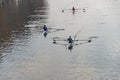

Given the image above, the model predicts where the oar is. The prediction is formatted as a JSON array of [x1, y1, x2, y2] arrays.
[[74, 29, 82, 41], [48, 28, 64, 30], [73, 39, 90, 41], [53, 39, 67, 41]]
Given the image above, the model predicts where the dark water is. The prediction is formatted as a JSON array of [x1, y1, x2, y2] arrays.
[[0, 0, 120, 80], [0, 0, 47, 56]]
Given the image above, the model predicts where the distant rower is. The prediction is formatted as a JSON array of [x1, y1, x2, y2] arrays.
[[72, 6, 75, 12], [43, 25, 48, 31]]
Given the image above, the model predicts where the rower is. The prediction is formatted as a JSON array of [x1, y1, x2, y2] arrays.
[[43, 25, 48, 31], [72, 6, 75, 12], [67, 36, 73, 43]]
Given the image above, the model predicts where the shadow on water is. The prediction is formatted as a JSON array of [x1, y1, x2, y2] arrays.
[[0, 0, 48, 59]]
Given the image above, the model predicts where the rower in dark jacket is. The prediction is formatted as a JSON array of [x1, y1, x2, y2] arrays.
[[67, 36, 73, 43], [43, 25, 48, 31]]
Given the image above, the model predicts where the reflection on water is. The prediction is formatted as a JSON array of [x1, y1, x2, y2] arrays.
[[0, 0, 47, 57], [0, 0, 120, 80]]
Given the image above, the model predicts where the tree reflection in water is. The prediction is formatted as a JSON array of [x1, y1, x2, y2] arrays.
[[0, 0, 48, 53]]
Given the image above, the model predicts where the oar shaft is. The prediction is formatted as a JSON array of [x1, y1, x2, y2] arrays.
[[74, 40, 89, 41]]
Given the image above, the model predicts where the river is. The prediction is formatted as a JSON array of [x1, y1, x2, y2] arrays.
[[0, 0, 120, 80]]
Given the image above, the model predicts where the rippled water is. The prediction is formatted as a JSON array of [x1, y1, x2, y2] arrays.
[[0, 0, 120, 80]]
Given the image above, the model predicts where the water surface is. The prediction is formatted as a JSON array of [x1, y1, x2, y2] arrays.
[[0, 0, 120, 80]]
